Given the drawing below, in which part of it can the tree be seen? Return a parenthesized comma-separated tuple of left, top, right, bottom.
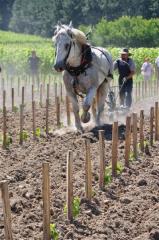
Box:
(0, 0, 15, 30)
(10, 0, 62, 36)
(8, 0, 159, 36)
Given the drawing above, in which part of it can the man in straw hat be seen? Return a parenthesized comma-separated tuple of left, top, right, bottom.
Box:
(114, 48, 135, 108)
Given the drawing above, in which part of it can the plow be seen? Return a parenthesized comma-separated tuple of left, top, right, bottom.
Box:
(106, 80, 130, 121)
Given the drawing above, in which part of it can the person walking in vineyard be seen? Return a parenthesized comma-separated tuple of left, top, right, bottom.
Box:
(113, 48, 136, 109)
(141, 58, 154, 96)
(28, 51, 40, 84)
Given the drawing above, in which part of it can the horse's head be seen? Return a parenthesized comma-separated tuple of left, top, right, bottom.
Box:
(52, 21, 87, 72)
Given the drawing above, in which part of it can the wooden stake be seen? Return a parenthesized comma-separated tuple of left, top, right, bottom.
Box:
(40, 84, 43, 107)
(32, 101, 36, 140)
(142, 81, 144, 98)
(3, 90, 6, 109)
(99, 130, 105, 190)
(135, 82, 137, 102)
(54, 83, 57, 102)
(66, 96, 71, 126)
(138, 82, 141, 100)
(125, 116, 131, 167)
(47, 84, 50, 103)
(42, 163, 50, 240)
(139, 110, 144, 152)
(1, 181, 13, 240)
(155, 102, 159, 141)
(67, 151, 73, 221)
(19, 104, 24, 145)
(3, 105, 7, 149)
(150, 107, 154, 146)
(132, 113, 138, 159)
(11, 88, 14, 112)
(2, 78, 4, 91)
(112, 122, 118, 177)
(56, 97, 60, 127)
(85, 139, 92, 201)
(18, 77, 20, 96)
(32, 84, 34, 102)
(60, 83, 63, 102)
(46, 99, 49, 135)
(22, 86, 24, 106)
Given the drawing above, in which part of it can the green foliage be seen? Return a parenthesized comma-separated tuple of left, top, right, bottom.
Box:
(35, 127, 41, 138)
(64, 197, 80, 218)
(104, 162, 124, 185)
(129, 151, 135, 162)
(6, 134, 13, 147)
(0, 30, 54, 74)
(4, 0, 159, 37)
(21, 130, 29, 141)
(91, 16, 159, 48)
(104, 165, 112, 184)
(50, 224, 59, 240)
(0, 133, 13, 147)
(0, 29, 158, 75)
(13, 105, 18, 113)
(59, 122, 64, 128)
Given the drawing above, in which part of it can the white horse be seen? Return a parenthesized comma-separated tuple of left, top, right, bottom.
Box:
(53, 22, 113, 132)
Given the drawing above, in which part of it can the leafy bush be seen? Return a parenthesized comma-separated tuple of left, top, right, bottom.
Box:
(90, 16, 159, 48)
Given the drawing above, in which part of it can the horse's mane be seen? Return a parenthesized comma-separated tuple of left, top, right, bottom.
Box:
(53, 22, 87, 45)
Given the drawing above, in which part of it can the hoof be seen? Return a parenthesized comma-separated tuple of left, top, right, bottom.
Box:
(81, 112, 91, 123)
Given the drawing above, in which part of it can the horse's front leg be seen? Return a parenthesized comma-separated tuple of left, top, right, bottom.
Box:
(69, 94, 84, 133)
(81, 87, 96, 123)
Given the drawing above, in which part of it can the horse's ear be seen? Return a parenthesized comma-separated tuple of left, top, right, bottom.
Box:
(69, 21, 73, 29)
(57, 21, 62, 27)
(67, 28, 73, 38)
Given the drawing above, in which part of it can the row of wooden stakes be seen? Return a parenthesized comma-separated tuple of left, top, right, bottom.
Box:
(1, 85, 71, 148)
(0, 102, 159, 239)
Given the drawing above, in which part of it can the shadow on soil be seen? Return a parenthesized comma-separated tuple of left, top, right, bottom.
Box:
(90, 124, 126, 141)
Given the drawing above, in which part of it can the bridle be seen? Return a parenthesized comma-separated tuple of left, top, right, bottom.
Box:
(54, 33, 75, 68)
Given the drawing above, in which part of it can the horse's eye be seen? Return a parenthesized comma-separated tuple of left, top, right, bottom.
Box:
(65, 43, 69, 50)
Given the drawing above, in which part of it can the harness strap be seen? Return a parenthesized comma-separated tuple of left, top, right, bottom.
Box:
(91, 46, 111, 64)
(72, 77, 85, 98)
(66, 45, 92, 76)
(91, 46, 113, 78)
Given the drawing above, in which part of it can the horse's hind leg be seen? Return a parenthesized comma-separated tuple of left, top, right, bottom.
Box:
(96, 80, 109, 125)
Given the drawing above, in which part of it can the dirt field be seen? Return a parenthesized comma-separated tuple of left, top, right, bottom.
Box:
(0, 96, 159, 240)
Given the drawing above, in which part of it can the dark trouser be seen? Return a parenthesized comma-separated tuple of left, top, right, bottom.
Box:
(119, 79, 133, 108)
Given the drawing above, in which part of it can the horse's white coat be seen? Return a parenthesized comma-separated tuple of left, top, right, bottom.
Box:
(53, 24, 113, 132)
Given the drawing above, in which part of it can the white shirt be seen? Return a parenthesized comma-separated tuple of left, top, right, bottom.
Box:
(141, 62, 153, 76)
(155, 57, 159, 68)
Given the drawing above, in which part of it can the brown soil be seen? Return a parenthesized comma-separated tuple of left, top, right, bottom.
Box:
(0, 97, 159, 240)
